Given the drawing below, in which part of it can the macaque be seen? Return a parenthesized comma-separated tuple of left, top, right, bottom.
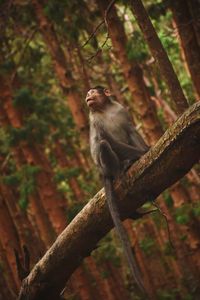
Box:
(86, 86, 149, 294)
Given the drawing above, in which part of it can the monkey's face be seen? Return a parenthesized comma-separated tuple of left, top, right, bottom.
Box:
(85, 88, 110, 111)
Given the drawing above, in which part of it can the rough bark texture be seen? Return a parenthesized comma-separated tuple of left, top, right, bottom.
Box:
(130, 0, 189, 114)
(186, 0, 200, 49)
(18, 102, 200, 300)
(170, 0, 200, 99)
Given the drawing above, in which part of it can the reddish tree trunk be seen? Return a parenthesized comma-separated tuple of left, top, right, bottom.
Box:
(0, 194, 21, 289)
(0, 184, 44, 262)
(187, 0, 200, 48)
(130, 0, 189, 113)
(0, 241, 18, 298)
(32, 0, 88, 138)
(97, 0, 163, 145)
(170, 0, 200, 99)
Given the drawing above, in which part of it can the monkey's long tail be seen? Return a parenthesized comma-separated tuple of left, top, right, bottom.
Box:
(104, 178, 147, 296)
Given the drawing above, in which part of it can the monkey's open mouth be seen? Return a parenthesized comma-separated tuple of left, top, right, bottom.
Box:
(86, 98, 95, 106)
(86, 97, 94, 102)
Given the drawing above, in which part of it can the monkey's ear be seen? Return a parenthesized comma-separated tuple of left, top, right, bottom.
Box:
(104, 88, 112, 97)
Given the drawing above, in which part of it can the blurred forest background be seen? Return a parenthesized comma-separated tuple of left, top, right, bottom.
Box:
(0, 0, 200, 299)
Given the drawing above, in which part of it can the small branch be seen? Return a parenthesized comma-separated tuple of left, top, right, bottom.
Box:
(11, 28, 37, 83)
(82, 0, 116, 48)
(152, 201, 174, 249)
(81, 20, 105, 48)
(1, 153, 11, 171)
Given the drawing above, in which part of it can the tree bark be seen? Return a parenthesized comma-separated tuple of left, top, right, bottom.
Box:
(0, 194, 21, 289)
(170, 0, 200, 99)
(18, 102, 200, 300)
(130, 0, 189, 114)
(186, 0, 200, 49)
(32, 0, 88, 138)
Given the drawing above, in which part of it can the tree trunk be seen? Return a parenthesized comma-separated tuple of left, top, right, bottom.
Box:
(0, 183, 44, 262)
(170, 0, 200, 99)
(0, 240, 18, 298)
(0, 194, 21, 289)
(32, 0, 88, 139)
(187, 0, 200, 48)
(97, 0, 163, 145)
(130, 0, 189, 113)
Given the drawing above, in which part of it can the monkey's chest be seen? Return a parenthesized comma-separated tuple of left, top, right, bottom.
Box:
(101, 116, 128, 144)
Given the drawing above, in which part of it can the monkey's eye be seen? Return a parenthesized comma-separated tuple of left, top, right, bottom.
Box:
(87, 90, 96, 98)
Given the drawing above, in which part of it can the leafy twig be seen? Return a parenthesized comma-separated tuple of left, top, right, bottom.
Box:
(152, 200, 175, 249)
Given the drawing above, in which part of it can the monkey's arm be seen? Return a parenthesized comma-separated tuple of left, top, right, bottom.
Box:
(120, 108, 149, 152)
(126, 124, 149, 152)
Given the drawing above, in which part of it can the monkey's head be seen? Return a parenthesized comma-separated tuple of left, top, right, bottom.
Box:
(85, 86, 111, 111)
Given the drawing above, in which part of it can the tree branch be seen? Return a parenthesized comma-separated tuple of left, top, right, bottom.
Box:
(18, 102, 200, 300)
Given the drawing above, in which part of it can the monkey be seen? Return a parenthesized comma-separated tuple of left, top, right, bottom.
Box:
(85, 86, 149, 295)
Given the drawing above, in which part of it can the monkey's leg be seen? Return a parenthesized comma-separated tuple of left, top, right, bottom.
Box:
(99, 128, 147, 162)
(99, 140, 120, 178)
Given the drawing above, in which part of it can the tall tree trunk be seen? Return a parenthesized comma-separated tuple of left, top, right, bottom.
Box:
(97, 0, 163, 145)
(130, 0, 189, 113)
(187, 0, 200, 48)
(32, 0, 88, 139)
(170, 0, 200, 99)
(0, 194, 21, 289)
(0, 240, 18, 298)
(0, 183, 44, 262)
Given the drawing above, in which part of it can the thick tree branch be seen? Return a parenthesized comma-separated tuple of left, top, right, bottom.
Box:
(18, 102, 200, 300)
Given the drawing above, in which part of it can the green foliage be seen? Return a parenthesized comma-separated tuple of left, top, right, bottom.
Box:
(3, 164, 40, 211)
(157, 288, 180, 300)
(43, 1, 65, 23)
(0, 128, 10, 154)
(13, 87, 36, 109)
(78, 170, 100, 196)
(192, 202, 200, 217)
(54, 167, 81, 182)
(54, 167, 82, 201)
(147, 0, 168, 20)
(7, 87, 75, 146)
(175, 214, 190, 225)
(163, 190, 173, 208)
(0, 60, 15, 74)
(139, 237, 155, 255)
(174, 205, 191, 225)
(126, 31, 148, 62)
(93, 235, 121, 267)
(163, 241, 174, 256)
